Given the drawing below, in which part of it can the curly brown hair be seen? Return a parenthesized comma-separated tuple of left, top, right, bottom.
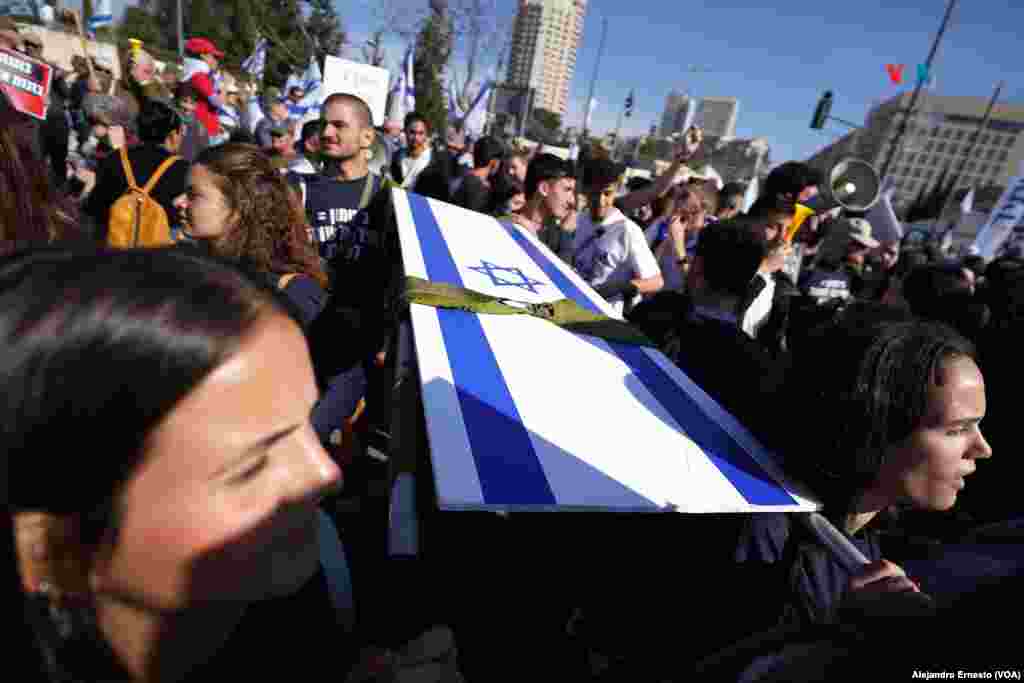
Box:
(192, 143, 327, 289)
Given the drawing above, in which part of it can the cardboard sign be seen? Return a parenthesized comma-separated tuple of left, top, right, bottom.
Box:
(393, 189, 818, 513)
(321, 56, 389, 127)
(0, 47, 52, 120)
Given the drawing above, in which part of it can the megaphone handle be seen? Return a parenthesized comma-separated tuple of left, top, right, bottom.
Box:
(798, 512, 871, 575)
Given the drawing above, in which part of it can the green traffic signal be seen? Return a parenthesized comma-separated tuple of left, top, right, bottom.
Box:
(811, 91, 833, 130)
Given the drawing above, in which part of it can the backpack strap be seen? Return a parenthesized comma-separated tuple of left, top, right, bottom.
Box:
(358, 172, 378, 210)
(278, 273, 301, 290)
(142, 155, 181, 195)
(119, 147, 139, 191)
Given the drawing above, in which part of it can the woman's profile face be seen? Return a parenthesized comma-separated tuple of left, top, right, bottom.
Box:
(89, 314, 342, 610)
(879, 355, 992, 511)
(175, 164, 234, 240)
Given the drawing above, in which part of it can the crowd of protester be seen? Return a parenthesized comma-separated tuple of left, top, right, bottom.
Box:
(3, 22, 1024, 682)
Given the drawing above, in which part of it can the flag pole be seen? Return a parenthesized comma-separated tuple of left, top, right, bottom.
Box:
(879, 0, 957, 182)
(612, 92, 628, 161)
(580, 16, 608, 140)
(932, 80, 1003, 238)
(176, 0, 184, 62)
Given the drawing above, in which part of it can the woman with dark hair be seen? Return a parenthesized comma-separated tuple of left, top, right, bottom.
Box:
(173, 143, 365, 458)
(733, 307, 992, 629)
(174, 143, 327, 316)
(0, 91, 79, 253)
(3, 246, 351, 681)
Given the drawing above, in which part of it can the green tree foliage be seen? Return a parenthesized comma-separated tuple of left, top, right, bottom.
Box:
(118, 8, 165, 52)
(305, 0, 346, 62)
(532, 107, 561, 134)
(414, 16, 449, 138)
(637, 137, 657, 160)
(129, 1, 344, 87)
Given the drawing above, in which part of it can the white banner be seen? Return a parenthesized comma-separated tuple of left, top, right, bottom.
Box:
(973, 162, 1024, 260)
(321, 56, 390, 127)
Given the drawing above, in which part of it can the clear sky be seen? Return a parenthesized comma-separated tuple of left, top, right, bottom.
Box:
(343, 0, 1023, 167)
(78, 0, 1024, 166)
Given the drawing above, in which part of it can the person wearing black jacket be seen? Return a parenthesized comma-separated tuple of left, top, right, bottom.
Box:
(82, 100, 189, 242)
(662, 221, 790, 441)
(737, 200, 800, 354)
(389, 112, 452, 202)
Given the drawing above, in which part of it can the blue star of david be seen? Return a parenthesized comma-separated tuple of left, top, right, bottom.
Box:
(467, 260, 546, 294)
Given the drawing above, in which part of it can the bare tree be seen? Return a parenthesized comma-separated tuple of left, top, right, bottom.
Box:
(358, 0, 424, 67)
(448, 0, 504, 113)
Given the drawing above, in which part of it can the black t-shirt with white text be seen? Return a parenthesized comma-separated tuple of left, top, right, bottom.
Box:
(289, 172, 397, 311)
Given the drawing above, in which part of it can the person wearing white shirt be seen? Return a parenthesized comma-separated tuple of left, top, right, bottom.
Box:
(396, 114, 433, 189)
(572, 158, 663, 316)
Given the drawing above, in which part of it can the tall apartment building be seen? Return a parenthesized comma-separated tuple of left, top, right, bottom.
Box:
(659, 91, 691, 137)
(696, 96, 739, 139)
(506, 0, 586, 117)
(808, 92, 1024, 211)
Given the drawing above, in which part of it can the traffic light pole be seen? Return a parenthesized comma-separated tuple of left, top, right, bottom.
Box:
(879, 0, 957, 181)
(612, 107, 625, 160)
(825, 116, 862, 130)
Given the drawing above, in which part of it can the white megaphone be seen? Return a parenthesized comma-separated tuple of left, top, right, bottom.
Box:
(803, 157, 882, 215)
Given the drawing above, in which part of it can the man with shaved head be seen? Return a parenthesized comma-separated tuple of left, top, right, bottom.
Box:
(288, 92, 396, 366)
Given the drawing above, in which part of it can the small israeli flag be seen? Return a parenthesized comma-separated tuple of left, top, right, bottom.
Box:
(242, 38, 268, 82)
(284, 56, 323, 121)
(88, 0, 113, 30)
(389, 46, 416, 122)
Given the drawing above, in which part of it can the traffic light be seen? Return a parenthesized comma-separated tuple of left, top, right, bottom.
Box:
(625, 90, 634, 118)
(811, 90, 833, 130)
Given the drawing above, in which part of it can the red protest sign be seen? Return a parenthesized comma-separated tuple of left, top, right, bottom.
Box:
(0, 47, 53, 121)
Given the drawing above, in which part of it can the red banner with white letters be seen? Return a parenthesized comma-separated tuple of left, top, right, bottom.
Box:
(0, 47, 52, 121)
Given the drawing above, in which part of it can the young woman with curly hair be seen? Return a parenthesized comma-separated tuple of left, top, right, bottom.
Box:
(175, 143, 327, 302)
(174, 143, 365, 458)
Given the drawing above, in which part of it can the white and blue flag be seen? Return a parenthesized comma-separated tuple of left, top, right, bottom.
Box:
(88, 0, 113, 31)
(242, 37, 268, 83)
(461, 81, 493, 140)
(388, 46, 416, 122)
(392, 190, 818, 513)
(284, 56, 323, 121)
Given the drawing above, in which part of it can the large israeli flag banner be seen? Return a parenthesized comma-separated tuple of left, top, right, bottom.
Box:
(393, 189, 819, 514)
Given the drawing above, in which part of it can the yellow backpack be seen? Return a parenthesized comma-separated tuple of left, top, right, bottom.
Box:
(107, 147, 180, 248)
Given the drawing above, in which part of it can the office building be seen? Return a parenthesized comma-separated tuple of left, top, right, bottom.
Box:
(809, 92, 1024, 211)
(506, 0, 586, 117)
(659, 91, 691, 137)
(696, 96, 739, 139)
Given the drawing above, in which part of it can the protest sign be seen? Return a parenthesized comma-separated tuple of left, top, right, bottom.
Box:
(0, 47, 52, 120)
(321, 56, 389, 126)
(973, 161, 1024, 260)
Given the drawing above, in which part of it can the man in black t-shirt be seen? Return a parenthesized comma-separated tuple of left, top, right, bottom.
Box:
(289, 94, 395, 296)
(451, 136, 505, 213)
(289, 93, 397, 362)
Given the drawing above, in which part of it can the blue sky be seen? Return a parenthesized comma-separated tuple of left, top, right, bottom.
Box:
(78, 0, 1024, 165)
(342, 0, 1023, 166)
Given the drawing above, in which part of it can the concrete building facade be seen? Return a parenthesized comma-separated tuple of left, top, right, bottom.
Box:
(659, 91, 691, 137)
(696, 96, 739, 139)
(807, 92, 1024, 212)
(506, 0, 586, 117)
